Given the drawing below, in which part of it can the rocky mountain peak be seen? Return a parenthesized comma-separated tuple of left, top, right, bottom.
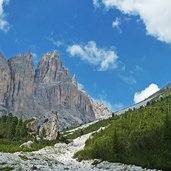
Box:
(19, 52, 24, 57)
(0, 50, 110, 131)
(71, 74, 78, 87)
(90, 98, 112, 119)
(51, 50, 60, 58)
(26, 50, 33, 61)
(35, 51, 70, 84)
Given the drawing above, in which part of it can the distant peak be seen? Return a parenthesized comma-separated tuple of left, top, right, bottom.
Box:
(0, 52, 4, 59)
(42, 50, 60, 60)
(26, 50, 33, 61)
(52, 50, 59, 58)
(27, 50, 31, 56)
(19, 52, 24, 57)
(72, 74, 78, 87)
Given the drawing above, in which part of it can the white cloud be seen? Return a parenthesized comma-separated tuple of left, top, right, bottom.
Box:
(135, 65, 143, 72)
(93, 0, 100, 8)
(134, 83, 160, 103)
(112, 17, 122, 33)
(119, 74, 136, 85)
(67, 41, 118, 71)
(95, 0, 171, 44)
(46, 36, 64, 47)
(0, 0, 10, 32)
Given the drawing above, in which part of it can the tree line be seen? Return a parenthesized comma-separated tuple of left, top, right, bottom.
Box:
(0, 113, 28, 140)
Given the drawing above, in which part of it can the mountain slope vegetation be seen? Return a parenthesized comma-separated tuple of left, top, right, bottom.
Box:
(75, 95, 171, 170)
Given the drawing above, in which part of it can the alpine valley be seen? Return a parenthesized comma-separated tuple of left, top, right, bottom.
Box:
(0, 51, 170, 171)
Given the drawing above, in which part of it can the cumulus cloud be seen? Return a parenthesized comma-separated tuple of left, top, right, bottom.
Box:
(67, 41, 118, 71)
(134, 83, 160, 103)
(95, 0, 171, 44)
(0, 0, 10, 32)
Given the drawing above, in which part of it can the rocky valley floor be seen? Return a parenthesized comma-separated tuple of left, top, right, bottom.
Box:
(0, 130, 159, 171)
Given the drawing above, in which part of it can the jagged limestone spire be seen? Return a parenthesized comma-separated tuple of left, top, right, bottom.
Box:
(52, 50, 59, 58)
(26, 50, 33, 61)
(27, 50, 31, 56)
(72, 74, 77, 87)
(20, 52, 24, 57)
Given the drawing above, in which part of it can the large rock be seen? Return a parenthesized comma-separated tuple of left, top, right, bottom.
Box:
(0, 50, 95, 131)
(39, 114, 59, 140)
(20, 140, 33, 149)
(26, 117, 38, 135)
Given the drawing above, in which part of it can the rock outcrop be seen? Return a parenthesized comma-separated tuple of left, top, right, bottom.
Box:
(71, 74, 78, 87)
(35, 51, 70, 84)
(78, 86, 112, 119)
(39, 114, 59, 140)
(0, 50, 95, 132)
(90, 98, 112, 119)
(26, 117, 38, 135)
(20, 140, 33, 149)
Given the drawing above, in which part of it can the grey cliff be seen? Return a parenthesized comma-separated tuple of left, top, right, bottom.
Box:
(0, 50, 95, 131)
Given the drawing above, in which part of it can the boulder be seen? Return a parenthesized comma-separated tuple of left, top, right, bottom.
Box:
(20, 140, 33, 149)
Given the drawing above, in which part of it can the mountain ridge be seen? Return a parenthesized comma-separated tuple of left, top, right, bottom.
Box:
(116, 82, 171, 115)
(0, 51, 95, 131)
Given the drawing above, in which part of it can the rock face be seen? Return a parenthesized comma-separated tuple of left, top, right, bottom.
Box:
(71, 74, 78, 87)
(26, 117, 38, 135)
(39, 115, 59, 140)
(35, 51, 70, 84)
(0, 50, 95, 132)
(79, 87, 112, 119)
(90, 98, 112, 119)
(0, 53, 10, 106)
(6, 52, 34, 113)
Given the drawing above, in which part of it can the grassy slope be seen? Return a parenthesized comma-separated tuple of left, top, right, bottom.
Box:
(62, 118, 114, 140)
(75, 96, 171, 170)
(0, 138, 58, 153)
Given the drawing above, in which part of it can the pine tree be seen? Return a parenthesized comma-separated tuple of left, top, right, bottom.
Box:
(15, 115, 23, 138)
(112, 129, 120, 160)
(6, 113, 15, 139)
(163, 112, 171, 141)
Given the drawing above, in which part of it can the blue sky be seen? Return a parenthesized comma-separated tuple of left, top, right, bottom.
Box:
(0, 0, 171, 111)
